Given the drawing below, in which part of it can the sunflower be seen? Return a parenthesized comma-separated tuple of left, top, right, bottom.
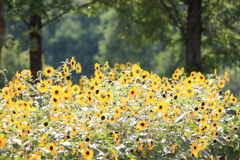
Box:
(149, 141, 154, 150)
(137, 120, 147, 130)
(156, 102, 167, 113)
(211, 122, 219, 128)
(108, 72, 115, 80)
(72, 85, 80, 94)
(185, 87, 195, 98)
(132, 64, 142, 77)
(120, 64, 125, 70)
(70, 57, 76, 70)
(51, 85, 62, 98)
(63, 64, 69, 76)
(114, 107, 123, 117)
(218, 79, 225, 88)
(52, 97, 60, 106)
(184, 77, 194, 87)
(129, 88, 138, 99)
(94, 63, 100, 72)
(190, 71, 196, 78)
(229, 95, 237, 103)
(46, 142, 57, 155)
(37, 80, 49, 93)
(76, 62, 82, 74)
(126, 62, 132, 68)
(172, 144, 178, 153)
(216, 105, 224, 115)
(191, 143, 200, 157)
(104, 61, 109, 71)
(44, 67, 55, 77)
(95, 72, 104, 83)
(225, 72, 230, 81)
(0, 135, 7, 149)
(64, 115, 74, 125)
(114, 63, 119, 70)
(196, 73, 205, 84)
(172, 73, 179, 80)
(82, 148, 94, 160)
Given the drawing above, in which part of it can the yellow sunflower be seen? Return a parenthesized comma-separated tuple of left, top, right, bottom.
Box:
(172, 73, 179, 80)
(52, 97, 60, 106)
(132, 64, 142, 77)
(44, 67, 55, 77)
(37, 80, 49, 93)
(70, 57, 76, 70)
(184, 77, 194, 87)
(229, 95, 237, 103)
(0, 135, 7, 149)
(129, 88, 138, 99)
(46, 142, 57, 155)
(51, 85, 63, 98)
(225, 72, 230, 81)
(156, 102, 167, 113)
(191, 143, 200, 157)
(76, 62, 82, 74)
(94, 63, 100, 72)
(82, 148, 94, 160)
(63, 63, 69, 76)
(104, 61, 109, 71)
(64, 115, 74, 125)
(218, 79, 225, 88)
(137, 120, 147, 130)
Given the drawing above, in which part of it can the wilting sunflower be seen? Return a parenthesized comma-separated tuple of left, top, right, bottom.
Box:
(44, 67, 55, 77)
(82, 148, 94, 160)
(46, 142, 57, 155)
(137, 120, 147, 130)
(0, 135, 7, 149)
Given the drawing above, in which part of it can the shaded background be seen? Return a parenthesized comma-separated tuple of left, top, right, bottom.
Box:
(1, 1, 240, 99)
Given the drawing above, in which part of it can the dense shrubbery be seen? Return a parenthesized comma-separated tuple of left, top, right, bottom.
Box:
(0, 57, 240, 160)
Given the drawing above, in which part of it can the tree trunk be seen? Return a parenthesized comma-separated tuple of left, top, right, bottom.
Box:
(29, 13, 42, 80)
(0, 0, 5, 68)
(185, 0, 202, 73)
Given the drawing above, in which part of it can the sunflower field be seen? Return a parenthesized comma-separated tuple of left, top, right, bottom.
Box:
(0, 57, 240, 160)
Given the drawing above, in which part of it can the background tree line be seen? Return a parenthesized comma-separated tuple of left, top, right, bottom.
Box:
(0, 0, 240, 98)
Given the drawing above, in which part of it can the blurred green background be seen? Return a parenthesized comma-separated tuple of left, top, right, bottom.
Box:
(1, 0, 240, 99)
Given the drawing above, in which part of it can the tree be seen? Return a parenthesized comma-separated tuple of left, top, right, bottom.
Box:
(4, 0, 100, 79)
(0, 0, 4, 68)
(92, 0, 240, 73)
(95, 9, 179, 76)
(42, 13, 101, 81)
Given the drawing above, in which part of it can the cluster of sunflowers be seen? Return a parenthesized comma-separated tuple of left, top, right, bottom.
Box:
(0, 57, 240, 160)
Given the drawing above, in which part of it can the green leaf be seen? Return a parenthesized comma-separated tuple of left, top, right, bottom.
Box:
(14, 157, 24, 160)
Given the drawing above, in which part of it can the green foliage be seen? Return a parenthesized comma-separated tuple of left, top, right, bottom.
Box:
(89, 0, 240, 73)
(95, 9, 179, 77)
(0, 34, 46, 87)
